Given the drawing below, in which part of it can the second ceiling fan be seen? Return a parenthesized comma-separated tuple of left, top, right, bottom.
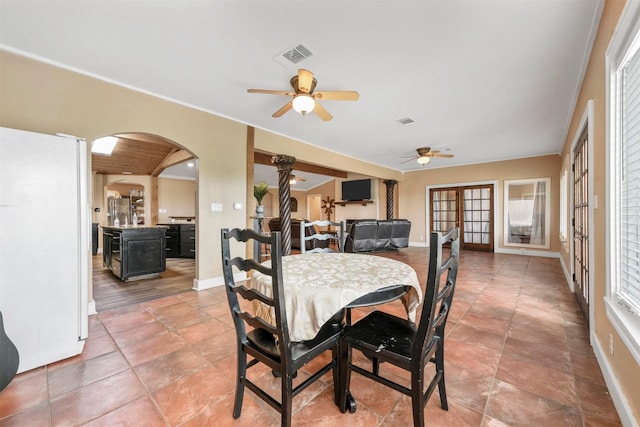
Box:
(247, 69, 359, 121)
(402, 147, 455, 165)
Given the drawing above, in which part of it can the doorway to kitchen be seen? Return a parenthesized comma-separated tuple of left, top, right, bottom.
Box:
(91, 133, 197, 311)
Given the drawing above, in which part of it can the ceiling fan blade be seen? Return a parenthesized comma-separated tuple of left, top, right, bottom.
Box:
(273, 101, 293, 118)
(247, 89, 294, 96)
(297, 69, 314, 93)
(313, 102, 333, 121)
(400, 157, 418, 164)
(432, 153, 454, 158)
(314, 91, 360, 101)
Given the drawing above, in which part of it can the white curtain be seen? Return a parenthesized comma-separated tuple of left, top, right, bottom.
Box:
(529, 181, 546, 245)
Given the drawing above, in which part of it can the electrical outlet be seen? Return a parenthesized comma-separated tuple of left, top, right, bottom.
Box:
(609, 333, 614, 356)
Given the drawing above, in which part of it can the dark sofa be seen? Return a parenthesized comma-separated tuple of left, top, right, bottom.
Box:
(344, 219, 411, 253)
(268, 218, 329, 251)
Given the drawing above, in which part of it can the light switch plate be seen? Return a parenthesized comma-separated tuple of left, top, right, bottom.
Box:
(211, 202, 223, 212)
(233, 202, 242, 210)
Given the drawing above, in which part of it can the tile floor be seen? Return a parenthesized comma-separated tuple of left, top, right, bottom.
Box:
(0, 248, 622, 426)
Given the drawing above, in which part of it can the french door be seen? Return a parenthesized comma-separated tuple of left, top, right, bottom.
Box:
(430, 184, 494, 251)
(573, 129, 589, 324)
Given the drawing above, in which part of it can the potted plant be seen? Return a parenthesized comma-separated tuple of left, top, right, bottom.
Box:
(254, 181, 269, 217)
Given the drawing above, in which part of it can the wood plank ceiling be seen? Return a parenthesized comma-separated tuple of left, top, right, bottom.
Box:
(91, 133, 192, 176)
(93, 134, 347, 181)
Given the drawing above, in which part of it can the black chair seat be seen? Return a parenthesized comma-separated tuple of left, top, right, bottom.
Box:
(343, 310, 417, 365)
(247, 321, 343, 364)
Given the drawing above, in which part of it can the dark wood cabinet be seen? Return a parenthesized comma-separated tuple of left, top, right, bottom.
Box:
(102, 226, 166, 281)
(158, 223, 196, 258)
(163, 225, 181, 258)
(180, 224, 196, 258)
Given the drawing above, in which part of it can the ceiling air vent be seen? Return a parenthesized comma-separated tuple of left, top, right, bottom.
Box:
(397, 117, 415, 126)
(282, 44, 313, 64)
(273, 44, 314, 69)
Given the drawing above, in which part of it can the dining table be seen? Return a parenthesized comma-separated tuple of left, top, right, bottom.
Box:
(250, 252, 422, 342)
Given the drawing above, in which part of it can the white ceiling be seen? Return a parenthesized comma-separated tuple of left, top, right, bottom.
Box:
(0, 1, 602, 178)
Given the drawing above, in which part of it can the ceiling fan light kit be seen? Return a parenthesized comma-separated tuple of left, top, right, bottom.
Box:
(417, 156, 431, 165)
(292, 94, 315, 114)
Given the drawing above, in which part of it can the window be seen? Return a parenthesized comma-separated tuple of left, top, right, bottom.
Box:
(606, 0, 640, 363)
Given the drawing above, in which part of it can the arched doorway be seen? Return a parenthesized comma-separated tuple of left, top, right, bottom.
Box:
(92, 133, 197, 312)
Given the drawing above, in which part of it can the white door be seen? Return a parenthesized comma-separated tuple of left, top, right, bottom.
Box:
(307, 194, 322, 221)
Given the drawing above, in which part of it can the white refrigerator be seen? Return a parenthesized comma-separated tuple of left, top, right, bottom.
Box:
(0, 127, 89, 373)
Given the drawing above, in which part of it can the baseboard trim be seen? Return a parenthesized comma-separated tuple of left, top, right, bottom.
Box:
(592, 336, 638, 427)
(192, 272, 246, 291)
(494, 247, 560, 258)
(559, 254, 574, 292)
(408, 241, 428, 248)
(87, 300, 97, 316)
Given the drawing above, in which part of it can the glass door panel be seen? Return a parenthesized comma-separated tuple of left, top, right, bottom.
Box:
(573, 130, 589, 324)
(430, 184, 493, 251)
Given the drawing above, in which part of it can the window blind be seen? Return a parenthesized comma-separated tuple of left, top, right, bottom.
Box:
(619, 45, 640, 315)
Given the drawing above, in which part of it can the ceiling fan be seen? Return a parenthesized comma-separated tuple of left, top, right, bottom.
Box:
(289, 174, 307, 184)
(402, 147, 454, 165)
(247, 69, 359, 121)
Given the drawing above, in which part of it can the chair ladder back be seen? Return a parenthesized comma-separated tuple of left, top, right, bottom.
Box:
(222, 227, 345, 426)
(221, 228, 293, 357)
(300, 220, 345, 254)
(413, 227, 460, 361)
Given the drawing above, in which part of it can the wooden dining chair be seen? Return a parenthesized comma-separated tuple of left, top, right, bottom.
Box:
(221, 228, 343, 427)
(338, 227, 460, 426)
(300, 219, 345, 253)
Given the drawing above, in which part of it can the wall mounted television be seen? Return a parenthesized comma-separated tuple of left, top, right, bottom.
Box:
(341, 179, 372, 201)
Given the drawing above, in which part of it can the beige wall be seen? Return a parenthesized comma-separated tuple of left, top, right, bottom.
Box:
(558, 0, 639, 417)
(309, 180, 336, 221)
(0, 51, 247, 287)
(157, 178, 196, 224)
(399, 155, 561, 252)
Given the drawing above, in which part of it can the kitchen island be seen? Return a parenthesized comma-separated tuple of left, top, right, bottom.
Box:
(101, 225, 167, 281)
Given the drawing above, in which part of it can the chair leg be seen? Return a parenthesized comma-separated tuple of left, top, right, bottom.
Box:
(411, 370, 426, 427)
(372, 357, 380, 375)
(435, 344, 448, 410)
(281, 373, 294, 427)
(338, 339, 355, 413)
(233, 347, 247, 419)
(332, 345, 340, 405)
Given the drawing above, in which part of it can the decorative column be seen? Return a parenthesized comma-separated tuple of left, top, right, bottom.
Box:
(383, 179, 398, 219)
(272, 154, 296, 255)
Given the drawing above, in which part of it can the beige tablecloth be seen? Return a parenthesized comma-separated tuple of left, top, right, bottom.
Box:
(251, 252, 422, 342)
